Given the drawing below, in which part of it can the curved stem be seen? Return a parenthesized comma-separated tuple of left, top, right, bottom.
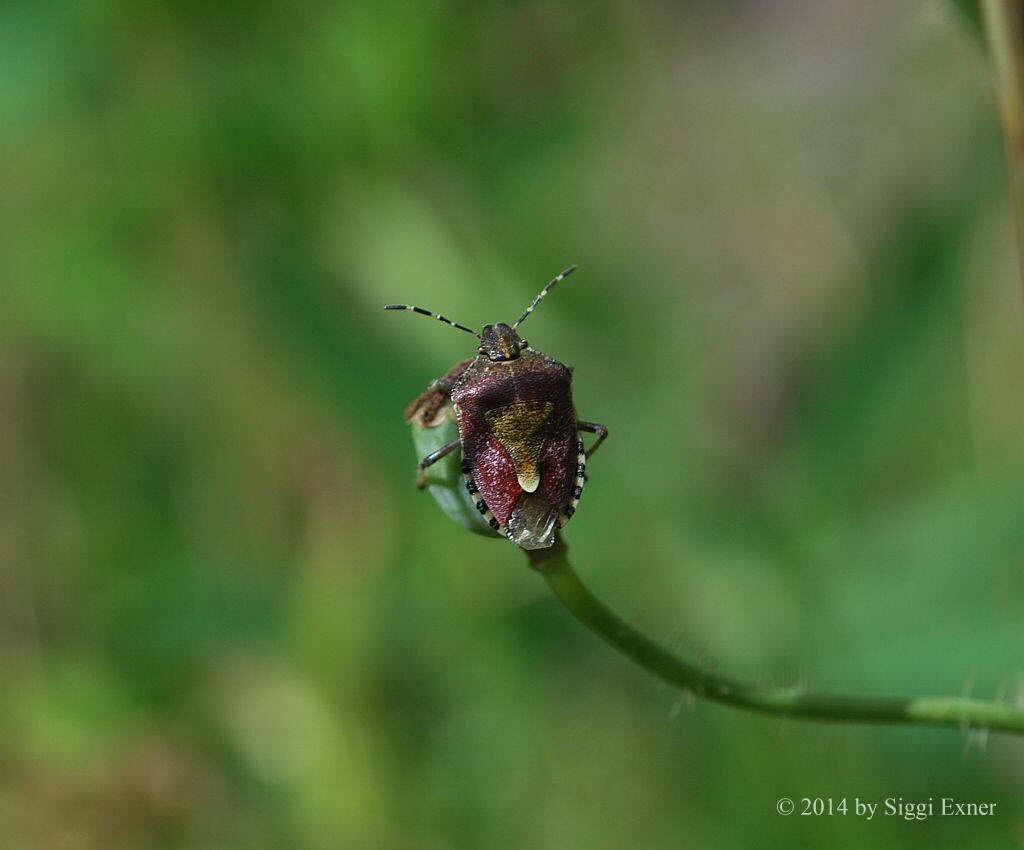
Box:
(529, 540, 1024, 736)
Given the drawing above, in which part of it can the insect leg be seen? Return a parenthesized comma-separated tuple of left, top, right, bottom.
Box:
(417, 439, 460, 489)
(576, 420, 609, 458)
(404, 359, 473, 425)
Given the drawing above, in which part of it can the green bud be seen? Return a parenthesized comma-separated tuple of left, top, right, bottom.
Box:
(410, 404, 501, 538)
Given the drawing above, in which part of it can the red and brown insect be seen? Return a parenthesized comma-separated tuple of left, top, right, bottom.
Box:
(386, 265, 608, 550)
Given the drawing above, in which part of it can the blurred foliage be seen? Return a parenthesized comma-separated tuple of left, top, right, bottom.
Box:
(2, 1, 1024, 848)
(948, 0, 983, 39)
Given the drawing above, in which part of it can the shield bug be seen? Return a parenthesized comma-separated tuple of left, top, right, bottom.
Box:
(386, 265, 608, 550)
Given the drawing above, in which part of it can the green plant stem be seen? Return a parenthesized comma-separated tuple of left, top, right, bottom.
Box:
(529, 540, 1024, 736)
(981, 0, 1024, 294)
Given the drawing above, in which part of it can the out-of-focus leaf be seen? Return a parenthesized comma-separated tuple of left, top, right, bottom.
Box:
(948, 0, 984, 42)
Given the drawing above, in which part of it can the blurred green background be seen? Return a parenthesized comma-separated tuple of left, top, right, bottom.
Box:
(3, 1, 1024, 848)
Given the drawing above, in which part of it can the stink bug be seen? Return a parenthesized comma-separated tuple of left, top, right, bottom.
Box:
(386, 265, 608, 550)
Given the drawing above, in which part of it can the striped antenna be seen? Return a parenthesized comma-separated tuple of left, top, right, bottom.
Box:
(512, 264, 578, 329)
(384, 304, 480, 338)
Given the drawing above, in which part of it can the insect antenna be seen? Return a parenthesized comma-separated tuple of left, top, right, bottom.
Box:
(384, 304, 480, 338)
(512, 264, 578, 329)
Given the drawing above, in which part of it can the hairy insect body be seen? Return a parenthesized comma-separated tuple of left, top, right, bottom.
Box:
(389, 266, 607, 551)
(452, 351, 576, 548)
